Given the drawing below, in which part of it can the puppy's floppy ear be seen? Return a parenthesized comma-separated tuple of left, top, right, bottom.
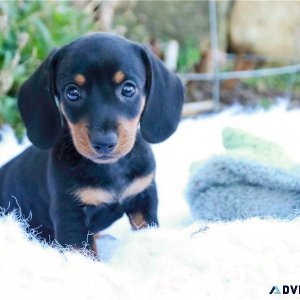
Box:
(18, 48, 62, 149)
(139, 46, 184, 143)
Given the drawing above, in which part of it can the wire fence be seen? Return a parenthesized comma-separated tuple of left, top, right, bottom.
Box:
(179, 0, 300, 111)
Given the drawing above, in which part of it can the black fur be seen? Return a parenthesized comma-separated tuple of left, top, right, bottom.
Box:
(0, 33, 184, 251)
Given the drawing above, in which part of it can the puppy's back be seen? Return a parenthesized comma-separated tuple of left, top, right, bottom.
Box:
(0, 147, 50, 216)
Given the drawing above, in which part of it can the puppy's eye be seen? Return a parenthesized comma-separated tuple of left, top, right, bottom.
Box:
(65, 85, 80, 101)
(121, 81, 136, 98)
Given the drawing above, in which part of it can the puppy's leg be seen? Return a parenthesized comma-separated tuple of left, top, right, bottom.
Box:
(49, 194, 92, 251)
(125, 181, 159, 230)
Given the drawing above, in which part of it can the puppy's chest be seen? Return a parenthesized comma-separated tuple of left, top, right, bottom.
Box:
(73, 168, 154, 206)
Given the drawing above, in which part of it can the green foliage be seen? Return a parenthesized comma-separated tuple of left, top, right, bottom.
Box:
(0, 1, 95, 139)
(177, 40, 201, 73)
(243, 73, 300, 94)
(259, 97, 272, 110)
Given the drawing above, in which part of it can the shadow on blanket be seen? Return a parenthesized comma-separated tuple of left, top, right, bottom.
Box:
(185, 127, 300, 221)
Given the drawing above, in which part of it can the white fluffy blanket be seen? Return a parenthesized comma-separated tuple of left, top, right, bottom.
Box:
(1, 214, 300, 300)
(1, 103, 300, 299)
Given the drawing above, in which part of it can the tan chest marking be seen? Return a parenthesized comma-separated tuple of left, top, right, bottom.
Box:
(120, 172, 154, 202)
(74, 187, 116, 206)
(73, 172, 154, 206)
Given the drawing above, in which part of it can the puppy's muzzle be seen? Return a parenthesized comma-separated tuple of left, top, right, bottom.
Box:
(90, 131, 118, 155)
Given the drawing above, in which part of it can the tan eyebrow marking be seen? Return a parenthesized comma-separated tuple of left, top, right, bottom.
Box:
(74, 74, 86, 86)
(113, 71, 125, 84)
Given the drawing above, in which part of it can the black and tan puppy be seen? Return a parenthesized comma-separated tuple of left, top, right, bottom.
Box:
(0, 33, 184, 252)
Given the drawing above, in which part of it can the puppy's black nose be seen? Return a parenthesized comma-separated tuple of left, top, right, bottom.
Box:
(90, 132, 117, 155)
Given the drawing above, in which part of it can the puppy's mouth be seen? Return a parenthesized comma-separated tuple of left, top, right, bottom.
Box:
(96, 155, 116, 160)
(91, 154, 120, 164)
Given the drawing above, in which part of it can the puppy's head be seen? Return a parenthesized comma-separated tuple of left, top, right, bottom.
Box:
(18, 33, 184, 164)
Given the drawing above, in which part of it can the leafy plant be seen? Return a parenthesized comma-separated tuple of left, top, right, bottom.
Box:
(177, 40, 201, 73)
(0, 1, 95, 139)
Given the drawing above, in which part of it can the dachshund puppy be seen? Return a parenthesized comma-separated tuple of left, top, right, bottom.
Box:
(0, 33, 184, 252)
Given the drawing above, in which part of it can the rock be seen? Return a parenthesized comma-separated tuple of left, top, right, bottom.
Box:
(229, 1, 300, 58)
